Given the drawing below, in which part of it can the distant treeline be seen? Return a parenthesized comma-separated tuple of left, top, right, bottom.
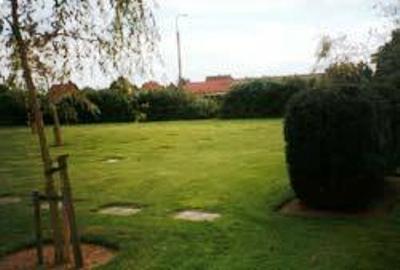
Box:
(0, 75, 315, 126)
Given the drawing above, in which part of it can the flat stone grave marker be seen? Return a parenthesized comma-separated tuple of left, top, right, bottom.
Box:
(103, 156, 124, 164)
(0, 196, 21, 205)
(97, 204, 142, 216)
(174, 210, 221, 222)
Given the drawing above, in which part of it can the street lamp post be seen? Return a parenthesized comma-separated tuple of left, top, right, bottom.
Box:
(176, 14, 188, 87)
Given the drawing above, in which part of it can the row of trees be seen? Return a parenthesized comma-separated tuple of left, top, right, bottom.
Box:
(0, 79, 220, 125)
(1, 74, 321, 127)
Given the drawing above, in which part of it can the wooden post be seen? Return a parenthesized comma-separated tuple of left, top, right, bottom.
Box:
(32, 190, 44, 266)
(62, 201, 71, 265)
(58, 155, 84, 268)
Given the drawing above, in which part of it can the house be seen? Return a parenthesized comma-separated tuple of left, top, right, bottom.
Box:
(184, 75, 237, 97)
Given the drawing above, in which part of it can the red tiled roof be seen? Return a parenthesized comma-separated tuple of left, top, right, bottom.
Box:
(142, 81, 162, 91)
(184, 76, 235, 95)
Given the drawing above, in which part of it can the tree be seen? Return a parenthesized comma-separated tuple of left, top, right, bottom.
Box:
(373, 29, 400, 87)
(109, 76, 139, 95)
(0, 0, 158, 266)
(324, 61, 373, 86)
(48, 81, 99, 146)
(375, 0, 400, 26)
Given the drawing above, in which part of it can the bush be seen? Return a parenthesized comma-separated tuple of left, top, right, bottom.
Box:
(220, 80, 303, 118)
(137, 89, 218, 121)
(284, 86, 385, 209)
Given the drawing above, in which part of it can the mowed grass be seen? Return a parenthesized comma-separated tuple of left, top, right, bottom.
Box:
(0, 120, 400, 269)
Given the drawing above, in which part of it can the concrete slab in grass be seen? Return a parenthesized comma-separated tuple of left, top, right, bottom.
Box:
(0, 196, 21, 205)
(174, 210, 221, 222)
(98, 204, 142, 216)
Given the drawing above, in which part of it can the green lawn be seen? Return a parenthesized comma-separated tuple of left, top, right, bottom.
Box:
(0, 120, 399, 269)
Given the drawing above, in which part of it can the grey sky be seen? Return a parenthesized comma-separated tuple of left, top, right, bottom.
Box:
(151, 0, 390, 85)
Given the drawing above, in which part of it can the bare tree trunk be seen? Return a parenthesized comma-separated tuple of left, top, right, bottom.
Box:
(50, 103, 63, 146)
(27, 109, 37, 134)
(26, 100, 36, 134)
(10, 0, 65, 265)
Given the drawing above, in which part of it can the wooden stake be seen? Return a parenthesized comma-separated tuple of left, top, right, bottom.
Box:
(58, 155, 84, 268)
(32, 190, 43, 266)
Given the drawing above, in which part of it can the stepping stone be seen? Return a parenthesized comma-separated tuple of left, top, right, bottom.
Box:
(174, 210, 221, 222)
(0, 196, 21, 205)
(105, 159, 120, 164)
(98, 206, 141, 216)
(103, 156, 124, 164)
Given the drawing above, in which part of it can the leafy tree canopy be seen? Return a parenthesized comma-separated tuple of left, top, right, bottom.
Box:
(324, 61, 373, 86)
(109, 76, 138, 95)
(0, 0, 159, 87)
(372, 29, 400, 87)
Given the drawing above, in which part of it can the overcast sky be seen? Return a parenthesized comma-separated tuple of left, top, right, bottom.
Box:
(149, 0, 390, 85)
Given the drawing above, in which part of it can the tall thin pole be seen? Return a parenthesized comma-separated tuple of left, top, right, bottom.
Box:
(176, 14, 187, 87)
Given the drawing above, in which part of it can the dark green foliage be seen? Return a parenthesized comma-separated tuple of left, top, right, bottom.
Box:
(370, 82, 400, 172)
(220, 80, 303, 118)
(0, 85, 26, 125)
(109, 76, 139, 95)
(137, 89, 218, 121)
(373, 29, 400, 88)
(79, 89, 136, 123)
(284, 86, 385, 209)
(371, 30, 400, 172)
(0, 84, 219, 125)
(324, 62, 373, 86)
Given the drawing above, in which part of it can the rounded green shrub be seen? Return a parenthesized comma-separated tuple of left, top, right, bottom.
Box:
(284, 86, 385, 209)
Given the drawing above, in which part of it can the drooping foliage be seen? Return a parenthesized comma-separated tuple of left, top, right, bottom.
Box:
(46, 81, 99, 125)
(0, 1, 159, 264)
(0, 0, 159, 86)
(324, 61, 373, 86)
(109, 76, 139, 95)
(80, 88, 137, 123)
